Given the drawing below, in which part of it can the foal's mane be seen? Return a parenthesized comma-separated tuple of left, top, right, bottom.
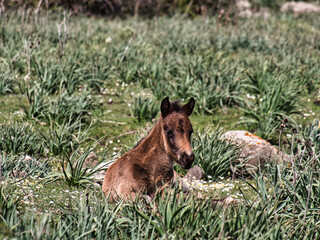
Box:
(133, 100, 184, 149)
(170, 100, 184, 113)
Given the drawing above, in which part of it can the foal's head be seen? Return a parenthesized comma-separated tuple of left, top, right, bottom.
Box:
(160, 97, 195, 169)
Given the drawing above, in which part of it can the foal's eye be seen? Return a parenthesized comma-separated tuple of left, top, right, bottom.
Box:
(167, 130, 174, 138)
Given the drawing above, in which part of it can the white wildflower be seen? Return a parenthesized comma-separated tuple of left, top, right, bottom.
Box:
(105, 36, 112, 43)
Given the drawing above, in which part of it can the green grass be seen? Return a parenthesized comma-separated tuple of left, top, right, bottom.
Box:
(0, 8, 320, 239)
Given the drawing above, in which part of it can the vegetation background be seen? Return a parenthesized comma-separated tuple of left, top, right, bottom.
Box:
(0, 0, 320, 239)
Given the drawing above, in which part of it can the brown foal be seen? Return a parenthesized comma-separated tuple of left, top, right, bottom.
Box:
(102, 97, 195, 200)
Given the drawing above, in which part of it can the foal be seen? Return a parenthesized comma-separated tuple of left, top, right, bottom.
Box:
(102, 97, 195, 200)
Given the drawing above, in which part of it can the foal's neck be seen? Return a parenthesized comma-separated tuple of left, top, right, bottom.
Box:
(135, 117, 175, 181)
(136, 118, 169, 160)
(140, 118, 163, 148)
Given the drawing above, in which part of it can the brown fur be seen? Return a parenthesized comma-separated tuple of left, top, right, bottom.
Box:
(102, 97, 195, 201)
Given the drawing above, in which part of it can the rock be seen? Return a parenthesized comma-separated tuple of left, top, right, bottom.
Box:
(81, 152, 99, 169)
(222, 195, 236, 205)
(92, 171, 106, 184)
(24, 155, 33, 161)
(238, 9, 253, 17)
(73, 152, 109, 184)
(222, 130, 290, 174)
(281, 2, 320, 14)
(236, 0, 253, 17)
(255, 7, 271, 19)
(236, 0, 251, 11)
(91, 161, 114, 184)
(173, 166, 204, 192)
(184, 166, 204, 181)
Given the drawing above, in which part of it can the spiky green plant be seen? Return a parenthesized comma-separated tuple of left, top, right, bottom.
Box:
(0, 180, 22, 238)
(45, 89, 97, 125)
(0, 69, 15, 95)
(239, 85, 300, 140)
(46, 146, 113, 187)
(192, 128, 240, 180)
(22, 83, 50, 120)
(32, 59, 61, 95)
(0, 122, 44, 156)
(0, 154, 50, 178)
(129, 93, 159, 122)
(41, 117, 91, 156)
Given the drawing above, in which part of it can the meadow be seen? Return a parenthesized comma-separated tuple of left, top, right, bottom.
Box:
(0, 7, 320, 239)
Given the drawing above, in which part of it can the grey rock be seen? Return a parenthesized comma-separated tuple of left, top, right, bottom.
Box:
(236, 0, 253, 17)
(184, 166, 204, 181)
(281, 1, 320, 14)
(91, 160, 114, 184)
(222, 130, 290, 174)
(83, 152, 98, 169)
(73, 152, 98, 169)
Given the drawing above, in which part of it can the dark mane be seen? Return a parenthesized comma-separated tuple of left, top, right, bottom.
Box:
(171, 100, 184, 113)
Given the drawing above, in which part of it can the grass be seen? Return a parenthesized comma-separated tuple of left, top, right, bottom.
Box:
(0, 8, 320, 239)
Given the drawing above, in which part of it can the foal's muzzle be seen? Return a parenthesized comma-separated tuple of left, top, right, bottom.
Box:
(181, 152, 194, 169)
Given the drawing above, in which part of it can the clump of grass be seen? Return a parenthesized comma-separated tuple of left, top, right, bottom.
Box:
(46, 146, 112, 187)
(22, 83, 50, 120)
(192, 128, 240, 180)
(171, 55, 245, 114)
(59, 59, 84, 94)
(0, 69, 15, 95)
(0, 122, 44, 156)
(239, 65, 302, 140)
(45, 89, 97, 125)
(304, 119, 320, 152)
(0, 153, 50, 178)
(23, 85, 98, 125)
(146, 77, 172, 101)
(129, 92, 159, 122)
(41, 118, 91, 157)
(246, 120, 320, 238)
(0, 181, 22, 237)
(32, 59, 61, 95)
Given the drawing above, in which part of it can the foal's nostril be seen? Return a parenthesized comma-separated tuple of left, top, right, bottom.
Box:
(183, 152, 194, 169)
(183, 152, 194, 161)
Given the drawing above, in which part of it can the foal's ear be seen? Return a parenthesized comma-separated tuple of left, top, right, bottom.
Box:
(161, 97, 172, 118)
(182, 97, 195, 116)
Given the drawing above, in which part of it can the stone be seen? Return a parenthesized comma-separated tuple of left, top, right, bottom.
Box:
(222, 130, 290, 174)
(92, 171, 106, 184)
(91, 161, 114, 184)
(73, 152, 111, 184)
(236, 0, 253, 17)
(236, 0, 251, 11)
(184, 166, 204, 182)
(80, 152, 99, 169)
(281, 2, 320, 14)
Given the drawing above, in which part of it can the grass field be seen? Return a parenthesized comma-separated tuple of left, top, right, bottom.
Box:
(1, 8, 320, 239)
